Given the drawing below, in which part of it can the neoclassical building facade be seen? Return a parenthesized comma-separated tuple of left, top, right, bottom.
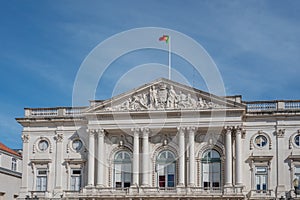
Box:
(17, 78, 300, 199)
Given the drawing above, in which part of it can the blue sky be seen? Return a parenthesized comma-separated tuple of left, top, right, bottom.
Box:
(1, 0, 300, 149)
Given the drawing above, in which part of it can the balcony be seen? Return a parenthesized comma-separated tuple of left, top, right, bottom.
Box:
(24, 107, 87, 118)
(245, 100, 300, 113)
(71, 186, 244, 199)
(248, 189, 275, 199)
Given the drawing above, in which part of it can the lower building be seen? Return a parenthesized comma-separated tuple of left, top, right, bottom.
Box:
(0, 141, 22, 200)
(16, 78, 300, 199)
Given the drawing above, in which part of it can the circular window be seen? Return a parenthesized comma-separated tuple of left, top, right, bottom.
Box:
(255, 135, 268, 147)
(38, 140, 49, 151)
(294, 135, 300, 146)
(72, 139, 83, 151)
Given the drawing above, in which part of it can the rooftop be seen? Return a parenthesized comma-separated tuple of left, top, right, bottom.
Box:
(0, 141, 22, 158)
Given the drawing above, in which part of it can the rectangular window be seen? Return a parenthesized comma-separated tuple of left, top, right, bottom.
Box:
(255, 167, 268, 193)
(36, 169, 47, 191)
(11, 158, 17, 171)
(294, 166, 300, 190)
(70, 169, 81, 191)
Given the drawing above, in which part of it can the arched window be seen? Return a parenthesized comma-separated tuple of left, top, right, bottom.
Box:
(114, 151, 132, 188)
(156, 150, 176, 187)
(202, 149, 221, 189)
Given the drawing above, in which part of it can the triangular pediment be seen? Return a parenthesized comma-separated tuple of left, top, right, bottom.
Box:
(86, 78, 245, 113)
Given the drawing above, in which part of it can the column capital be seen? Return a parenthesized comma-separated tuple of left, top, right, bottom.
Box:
(54, 133, 64, 143)
(276, 129, 285, 138)
(97, 129, 105, 137)
(235, 126, 243, 134)
(177, 126, 186, 134)
(21, 134, 30, 143)
(141, 127, 150, 137)
(131, 127, 141, 132)
(223, 126, 233, 135)
(187, 126, 197, 134)
(88, 129, 98, 136)
(131, 127, 141, 137)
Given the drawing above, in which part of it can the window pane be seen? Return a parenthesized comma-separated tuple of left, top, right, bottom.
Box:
(256, 167, 267, 173)
(124, 153, 130, 159)
(295, 166, 300, 174)
(159, 176, 165, 187)
(115, 172, 121, 182)
(167, 174, 175, 187)
(167, 163, 175, 174)
(203, 172, 209, 182)
(203, 163, 209, 173)
(38, 170, 47, 175)
(115, 182, 122, 188)
(204, 182, 210, 188)
(124, 182, 130, 188)
(212, 172, 220, 182)
(212, 163, 220, 173)
(123, 163, 131, 173)
(211, 150, 220, 159)
(124, 172, 131, 182)
(158, 165, 165, 176)
(73, 170, 81, 175)
(71, 176, 81, 191)
(212, 182, 219, 187)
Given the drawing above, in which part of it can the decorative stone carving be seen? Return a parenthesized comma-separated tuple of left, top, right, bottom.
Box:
(21, 134, 29, 143)
(54, 133, 64, 142)
(105, 84, 225, 111)
(276, 129, 285, 138)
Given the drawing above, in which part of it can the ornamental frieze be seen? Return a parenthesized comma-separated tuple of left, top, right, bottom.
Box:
(105, 83, 225, 111)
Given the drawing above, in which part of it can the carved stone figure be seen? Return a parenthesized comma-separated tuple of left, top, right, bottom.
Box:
(150, 86, 158, 108)
(187, 93, 197, 108)
(178, 91, 188, 108)
(167, 85, 177, 108)
(197, 97, 207, 108)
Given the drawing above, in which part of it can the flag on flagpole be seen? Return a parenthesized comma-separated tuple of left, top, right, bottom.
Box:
(159, 35, 169, 43)
(159, 34, 171, 80)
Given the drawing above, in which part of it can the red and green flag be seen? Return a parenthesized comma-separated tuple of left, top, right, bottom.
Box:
(159, 35, 169, 44)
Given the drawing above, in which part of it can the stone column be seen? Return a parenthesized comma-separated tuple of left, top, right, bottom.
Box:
(142, 128, 150, 186)
(225, 127, 233, 187)
(54, 131, 63, 192)
(132, 128, 140, 186)
(97, 129, 105, 187)
(87, 129, 96, 187)
(19, 133, 29, 196)
(188, 127, 196, 186)
(178, 127, 185, 186)
(235, 127, 242, 186)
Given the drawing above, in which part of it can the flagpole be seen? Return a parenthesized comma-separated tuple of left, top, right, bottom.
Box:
(168, 36, 171, 80)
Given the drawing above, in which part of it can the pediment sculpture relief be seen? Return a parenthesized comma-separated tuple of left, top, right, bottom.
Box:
(105, 83, 225, 111)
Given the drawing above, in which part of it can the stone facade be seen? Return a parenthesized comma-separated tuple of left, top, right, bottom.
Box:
(16, 78, 300, 199)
